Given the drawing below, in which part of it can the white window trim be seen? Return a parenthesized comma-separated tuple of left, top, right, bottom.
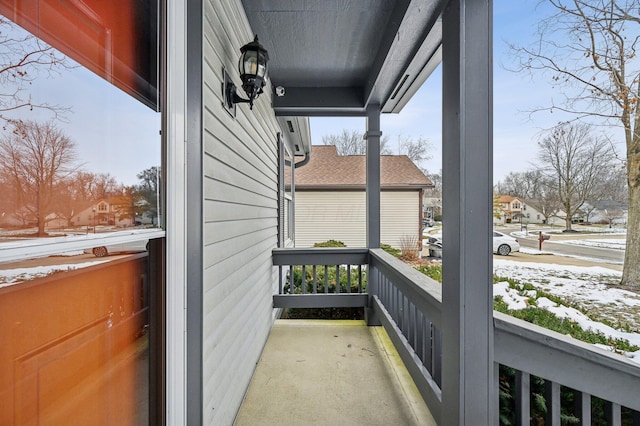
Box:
(0, 228, 164, 263)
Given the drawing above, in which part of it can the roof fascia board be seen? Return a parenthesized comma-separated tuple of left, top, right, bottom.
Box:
(365, 0, 446, 111)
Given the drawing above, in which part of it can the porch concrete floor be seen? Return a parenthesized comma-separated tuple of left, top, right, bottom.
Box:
(234, 320, 436, 426)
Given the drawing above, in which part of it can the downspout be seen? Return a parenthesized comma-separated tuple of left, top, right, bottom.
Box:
(285, 151, 311, 168)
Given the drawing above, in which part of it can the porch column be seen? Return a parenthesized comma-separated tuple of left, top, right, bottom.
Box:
(366, 104, 381, 249)
(441, 0, 494, 425)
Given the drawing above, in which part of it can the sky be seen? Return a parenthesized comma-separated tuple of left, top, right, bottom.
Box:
(2, 0, 630, 186)
(309, 0, 627, 182)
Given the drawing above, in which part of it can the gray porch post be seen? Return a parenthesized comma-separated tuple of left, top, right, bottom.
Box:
(366, 104, 381, 249)
(441, 0, 494, 425)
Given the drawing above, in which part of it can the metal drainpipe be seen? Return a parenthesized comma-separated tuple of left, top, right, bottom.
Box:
(285, 151, 311, 168)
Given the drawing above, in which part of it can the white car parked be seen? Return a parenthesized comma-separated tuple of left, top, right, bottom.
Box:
(492, 231, 520, 256)
(87, 240, 148, 257)
(425, 231, 520, 257)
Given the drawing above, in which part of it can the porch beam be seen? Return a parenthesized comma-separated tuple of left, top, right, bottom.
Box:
(366, 104, 382, 248)
(441, 0, 494, 424)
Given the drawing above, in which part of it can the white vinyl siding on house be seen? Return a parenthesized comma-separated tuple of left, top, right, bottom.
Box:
(381, 191, 421, 249)
(202, 1, 280, 424)
(295, 190, 421, 249)
(295, 191, 367, 247)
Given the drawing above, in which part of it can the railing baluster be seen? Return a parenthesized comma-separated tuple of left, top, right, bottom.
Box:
(301, 265, 306, 294)
(278, 265, 283, 294)
(358, 265, 363, 293)
(415, 309, 423, 363)
(605, 401, 622, 426)
(324, 265, 328, 293)
(544, 380, 561, 426)
(312, 265, 317, 294)
(335, 264, 340, 293)
(289, 264, 294, 294)
(573, 391, 591, 426)
(423, 316, 431, 372)
(347, 264, 351, 293)
(515, 370, 530, 426)
(433, 326, 442, 387)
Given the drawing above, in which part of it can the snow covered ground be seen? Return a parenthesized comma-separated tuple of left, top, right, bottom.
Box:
(561, 238, 626, 250)
(494, 258, 640, 365)
(0, 259, 110, 288)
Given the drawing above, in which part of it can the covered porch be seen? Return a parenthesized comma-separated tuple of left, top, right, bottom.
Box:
(235, 319, 436, 425)
(241, 248, 640, 424)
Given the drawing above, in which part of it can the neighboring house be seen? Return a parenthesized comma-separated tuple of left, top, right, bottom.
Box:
(422, 185, 442, 221)
(495, 194, 565, 226)
(582, 200, 629, 225)
(71, 197, 135, 227)
(290, 145, 433, 248)
(495, 195, 524, 224)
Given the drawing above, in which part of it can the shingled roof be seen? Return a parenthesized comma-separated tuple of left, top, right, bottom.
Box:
(290, 145, 432, 190)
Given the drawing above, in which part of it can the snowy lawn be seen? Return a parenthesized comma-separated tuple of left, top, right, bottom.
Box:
(493, 259, 640, 364)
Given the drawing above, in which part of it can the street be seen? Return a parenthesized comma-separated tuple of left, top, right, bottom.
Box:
(497, 226, 625, 266)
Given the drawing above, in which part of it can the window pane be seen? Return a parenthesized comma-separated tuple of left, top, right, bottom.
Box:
(0, 1, 161, 423)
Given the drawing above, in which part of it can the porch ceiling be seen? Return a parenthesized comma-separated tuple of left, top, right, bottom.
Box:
(240, 0, 446, 116)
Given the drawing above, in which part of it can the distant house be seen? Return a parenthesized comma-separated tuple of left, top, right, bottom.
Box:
(72, 197, 135, 228)
(582, 200, 628, 225)
(495, 195, 524, 224)
(290, 145, 433, 248)
(495, 195, 564, 226)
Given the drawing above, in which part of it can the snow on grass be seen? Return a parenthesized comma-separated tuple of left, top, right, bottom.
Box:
(0, 260, 109, 288)
(561, 239, 626, 250)
(493, 260, 640, 364)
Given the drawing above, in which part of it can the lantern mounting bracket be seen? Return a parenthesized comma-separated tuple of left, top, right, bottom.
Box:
(222, 68, 249, 116)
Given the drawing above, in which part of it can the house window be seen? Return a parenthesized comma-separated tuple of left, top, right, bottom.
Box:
(0, 2, 163, 424)
(537, 214, 541, 219)
(513, 201, 520, 209)
(278, 133, 294, 246)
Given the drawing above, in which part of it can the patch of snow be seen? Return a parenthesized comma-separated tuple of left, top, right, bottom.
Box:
(0, 260, 109, 288)
(561, 239, 626, 250)
(493, 258, 640, 365)
(494, 282, 529, 310)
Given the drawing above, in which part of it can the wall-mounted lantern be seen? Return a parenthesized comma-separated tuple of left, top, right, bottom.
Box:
(223, 35, 269, 114)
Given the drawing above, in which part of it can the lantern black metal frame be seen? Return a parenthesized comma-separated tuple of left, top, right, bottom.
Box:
(222, 35, 269, 115)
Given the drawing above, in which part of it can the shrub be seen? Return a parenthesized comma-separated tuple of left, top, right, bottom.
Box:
(399, 234, 419, 261)
(284, 264, 367, 294)
(313, 239, 346, 248)
(380, 243, 401, 257)
(415, 264, 442, 283)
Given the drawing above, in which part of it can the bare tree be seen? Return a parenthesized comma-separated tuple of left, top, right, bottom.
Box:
(510, 0, 640, 286)
(0, 120, 79, 235)
(135, 166, 162, 224)
(322, 129, 391, 155)
(537, 123, 615, 231)
(397, 135, 432, 173)
(495, 170, 562, 223)
(0, 16, 72, 124)
(51, 172, 123, 226)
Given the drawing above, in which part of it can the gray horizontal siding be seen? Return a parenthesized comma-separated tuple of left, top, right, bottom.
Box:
(202, 0, 280, 423)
